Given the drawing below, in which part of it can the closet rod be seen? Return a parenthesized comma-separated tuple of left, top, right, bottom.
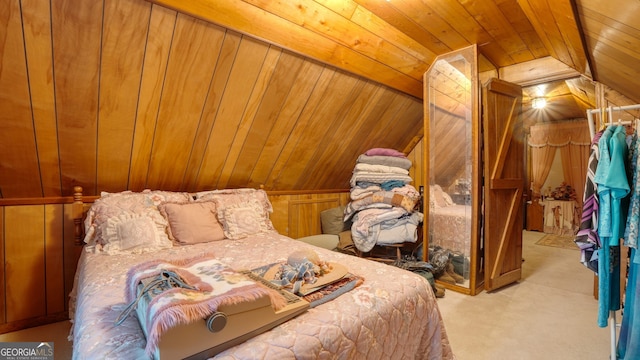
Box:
(587, 104, 640, 140)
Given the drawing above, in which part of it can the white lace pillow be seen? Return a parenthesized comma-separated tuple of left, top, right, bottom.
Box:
(217, 200, 272, 239)
(83, 190, 191, 248)
(96, 213, 172, 255)
(195, 188, 273, 216)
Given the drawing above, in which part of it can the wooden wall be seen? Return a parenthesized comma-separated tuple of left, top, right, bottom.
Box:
(0, 0, 423, 200)
(4, 0, 640, 203)
(0, 141, 423, 333)
(0, 202, 82, 334)
(0, 189, 353, 333)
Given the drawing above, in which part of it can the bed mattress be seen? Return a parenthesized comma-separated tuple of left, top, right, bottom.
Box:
(69, 231, 453, 359)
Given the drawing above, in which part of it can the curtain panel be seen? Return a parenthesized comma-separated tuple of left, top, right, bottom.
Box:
(528, 120, 591, 208)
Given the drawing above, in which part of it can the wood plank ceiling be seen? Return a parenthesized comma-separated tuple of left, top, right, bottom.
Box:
(1, 0, 639, 198)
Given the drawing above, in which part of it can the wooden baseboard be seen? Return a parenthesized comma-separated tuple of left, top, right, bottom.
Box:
(0, 312, 69, 335)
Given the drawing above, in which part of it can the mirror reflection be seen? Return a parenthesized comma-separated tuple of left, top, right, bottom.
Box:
(426, 53, 474, 289)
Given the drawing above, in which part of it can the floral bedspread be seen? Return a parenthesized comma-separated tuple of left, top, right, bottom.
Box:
(431, 204, 472, 256)
(69, 232, 454, 359)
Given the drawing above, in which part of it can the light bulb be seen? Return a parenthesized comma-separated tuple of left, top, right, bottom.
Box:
(532, 97, 547, 109)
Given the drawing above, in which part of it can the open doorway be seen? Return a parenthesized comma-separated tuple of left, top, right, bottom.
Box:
(521, 77, 596, 234)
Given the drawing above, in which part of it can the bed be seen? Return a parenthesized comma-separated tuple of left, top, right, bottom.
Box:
(430, 204, 472, 257)
(428, 185, 472, 257)
(68, 188, 453, 359)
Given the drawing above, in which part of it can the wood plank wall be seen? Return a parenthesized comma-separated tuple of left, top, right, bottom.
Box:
(0, 0, 424, 200)
(0, 190, 350, 333)
(0, 202, 82, 334)
(0, 142, 422, 333)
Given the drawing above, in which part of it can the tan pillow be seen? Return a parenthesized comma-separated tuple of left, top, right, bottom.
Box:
(337, 230, 357, 255)
(320, 206, 348, 235)
(159, 201, 226, 244)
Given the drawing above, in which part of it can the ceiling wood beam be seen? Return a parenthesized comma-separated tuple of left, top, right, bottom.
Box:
(146, 0, 424, 98)
(498, 56, 580, 86)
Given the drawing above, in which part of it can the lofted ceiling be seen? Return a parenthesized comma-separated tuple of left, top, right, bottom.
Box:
(1, 0, 639, 199)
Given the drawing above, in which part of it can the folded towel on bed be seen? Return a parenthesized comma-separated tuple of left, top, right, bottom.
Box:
(123, 254, 288, 357)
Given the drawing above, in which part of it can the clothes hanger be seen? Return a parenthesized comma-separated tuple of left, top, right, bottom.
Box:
(599, 108, 607, 131)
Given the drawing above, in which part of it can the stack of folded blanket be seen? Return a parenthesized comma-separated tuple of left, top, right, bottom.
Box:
(345, 148, 423, 253)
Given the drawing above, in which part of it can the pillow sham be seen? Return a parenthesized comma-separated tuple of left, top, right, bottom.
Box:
(98, 213, 172, 255)
(195, 188, 275, 236)
(194, 188, 273, 214)
(216, 199, 273, 239)
(159, 201, 226, 244)
(83, 189, 191, 252)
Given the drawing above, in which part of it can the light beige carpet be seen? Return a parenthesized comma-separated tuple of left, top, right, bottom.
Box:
(437, 230, 611, 360)
(535, 233, 578, 250)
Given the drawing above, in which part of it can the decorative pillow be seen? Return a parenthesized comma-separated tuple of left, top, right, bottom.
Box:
(98, 213, 172, 255)
(196, 188, 275, 233)
(216, 199, 273, 239)
(194, 188, 273, 214)
(321, 206, 350, 235)
(83, 189, 191, 250)
(159, 201, 226, 244)
(429, 185, 454, 208)
(337, 230, 357, 255)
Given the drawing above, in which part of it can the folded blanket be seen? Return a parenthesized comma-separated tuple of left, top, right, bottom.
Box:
(353, 163, 409, 175)
(376, 212, 424, 245)
(349, 172, 413, 188)
(344, 191, 419, 220)
(357, 154, 412, 170)
(124, 254, 287, 356)
(350, 184, 419, 201)
(351, 207, 409, 252)
(350, 184, 382, 200)
(363, 148, 406, 158)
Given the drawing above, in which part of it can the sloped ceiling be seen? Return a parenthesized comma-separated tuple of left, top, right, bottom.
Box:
(1, 0, 639, 198)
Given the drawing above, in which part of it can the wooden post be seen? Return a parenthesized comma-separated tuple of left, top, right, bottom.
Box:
(73, 186, 84, 246)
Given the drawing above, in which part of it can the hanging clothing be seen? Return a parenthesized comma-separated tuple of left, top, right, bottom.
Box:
(594, 125, 630, 327)
(619, 133, 640, 359)
(618, 249, 640, 359)
(575, 130, 603, 273)
(625, 134, 640, 255)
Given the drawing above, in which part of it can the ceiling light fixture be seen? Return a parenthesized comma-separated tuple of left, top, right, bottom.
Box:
(532, 97, 547, 109)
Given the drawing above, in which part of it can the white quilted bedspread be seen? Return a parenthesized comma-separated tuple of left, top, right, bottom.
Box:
(70, 232, 454, 359)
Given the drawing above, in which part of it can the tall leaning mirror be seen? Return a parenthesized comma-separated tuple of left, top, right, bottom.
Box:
(423, 45, 481, 294)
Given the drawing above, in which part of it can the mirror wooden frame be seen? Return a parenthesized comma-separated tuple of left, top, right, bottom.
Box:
(422, 44, 484, 295)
